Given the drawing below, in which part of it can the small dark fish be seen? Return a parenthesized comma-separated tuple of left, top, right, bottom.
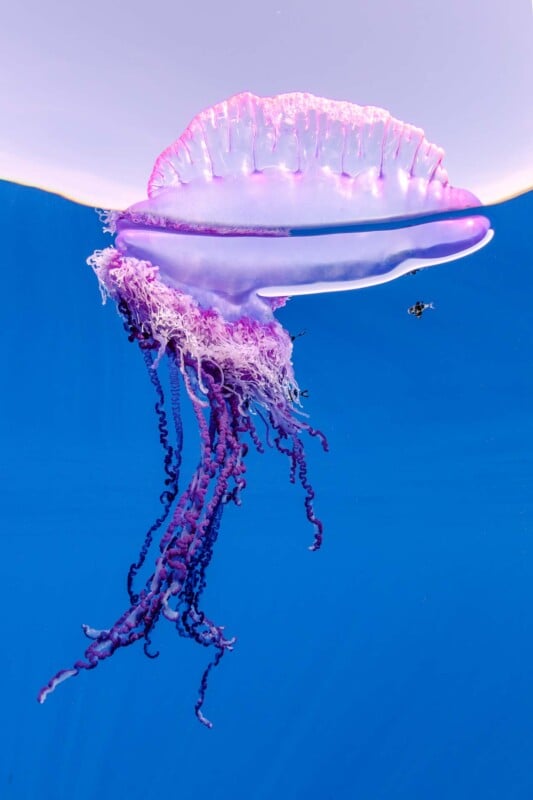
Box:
(407, 300, 434, 319)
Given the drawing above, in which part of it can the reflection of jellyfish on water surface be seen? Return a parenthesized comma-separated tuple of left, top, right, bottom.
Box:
(38, 92, 493, 726)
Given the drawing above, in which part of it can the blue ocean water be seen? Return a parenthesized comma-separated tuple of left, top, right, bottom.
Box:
(1, 180, 532, 799)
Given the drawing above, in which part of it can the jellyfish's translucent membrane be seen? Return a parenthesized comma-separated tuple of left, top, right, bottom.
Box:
(113, 93, 492, 320)
(38, 93, 491, 725)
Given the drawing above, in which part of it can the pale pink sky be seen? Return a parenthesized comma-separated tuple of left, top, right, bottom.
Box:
(0, 0, 531, 208)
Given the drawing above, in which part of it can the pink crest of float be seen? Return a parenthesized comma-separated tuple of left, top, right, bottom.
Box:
(148, 91, 449, 194)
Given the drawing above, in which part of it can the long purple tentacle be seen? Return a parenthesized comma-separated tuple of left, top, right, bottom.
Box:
(127, 350, 183, 605)
(39, 251, 328, 726)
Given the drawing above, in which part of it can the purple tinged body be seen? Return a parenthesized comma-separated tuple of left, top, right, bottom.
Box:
(38, 92, 493, 724)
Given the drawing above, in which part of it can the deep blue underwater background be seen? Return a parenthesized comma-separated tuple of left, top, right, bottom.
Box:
(1, 180, 532, 799)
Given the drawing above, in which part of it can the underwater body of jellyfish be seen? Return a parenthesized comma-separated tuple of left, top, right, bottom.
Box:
(38, 92, 493, 726)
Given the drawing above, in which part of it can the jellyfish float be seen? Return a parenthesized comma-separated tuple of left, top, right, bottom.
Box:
(38, 92, 492, 726)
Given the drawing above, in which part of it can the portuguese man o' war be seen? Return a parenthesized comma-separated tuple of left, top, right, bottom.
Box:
(38, 92, 493, 726)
